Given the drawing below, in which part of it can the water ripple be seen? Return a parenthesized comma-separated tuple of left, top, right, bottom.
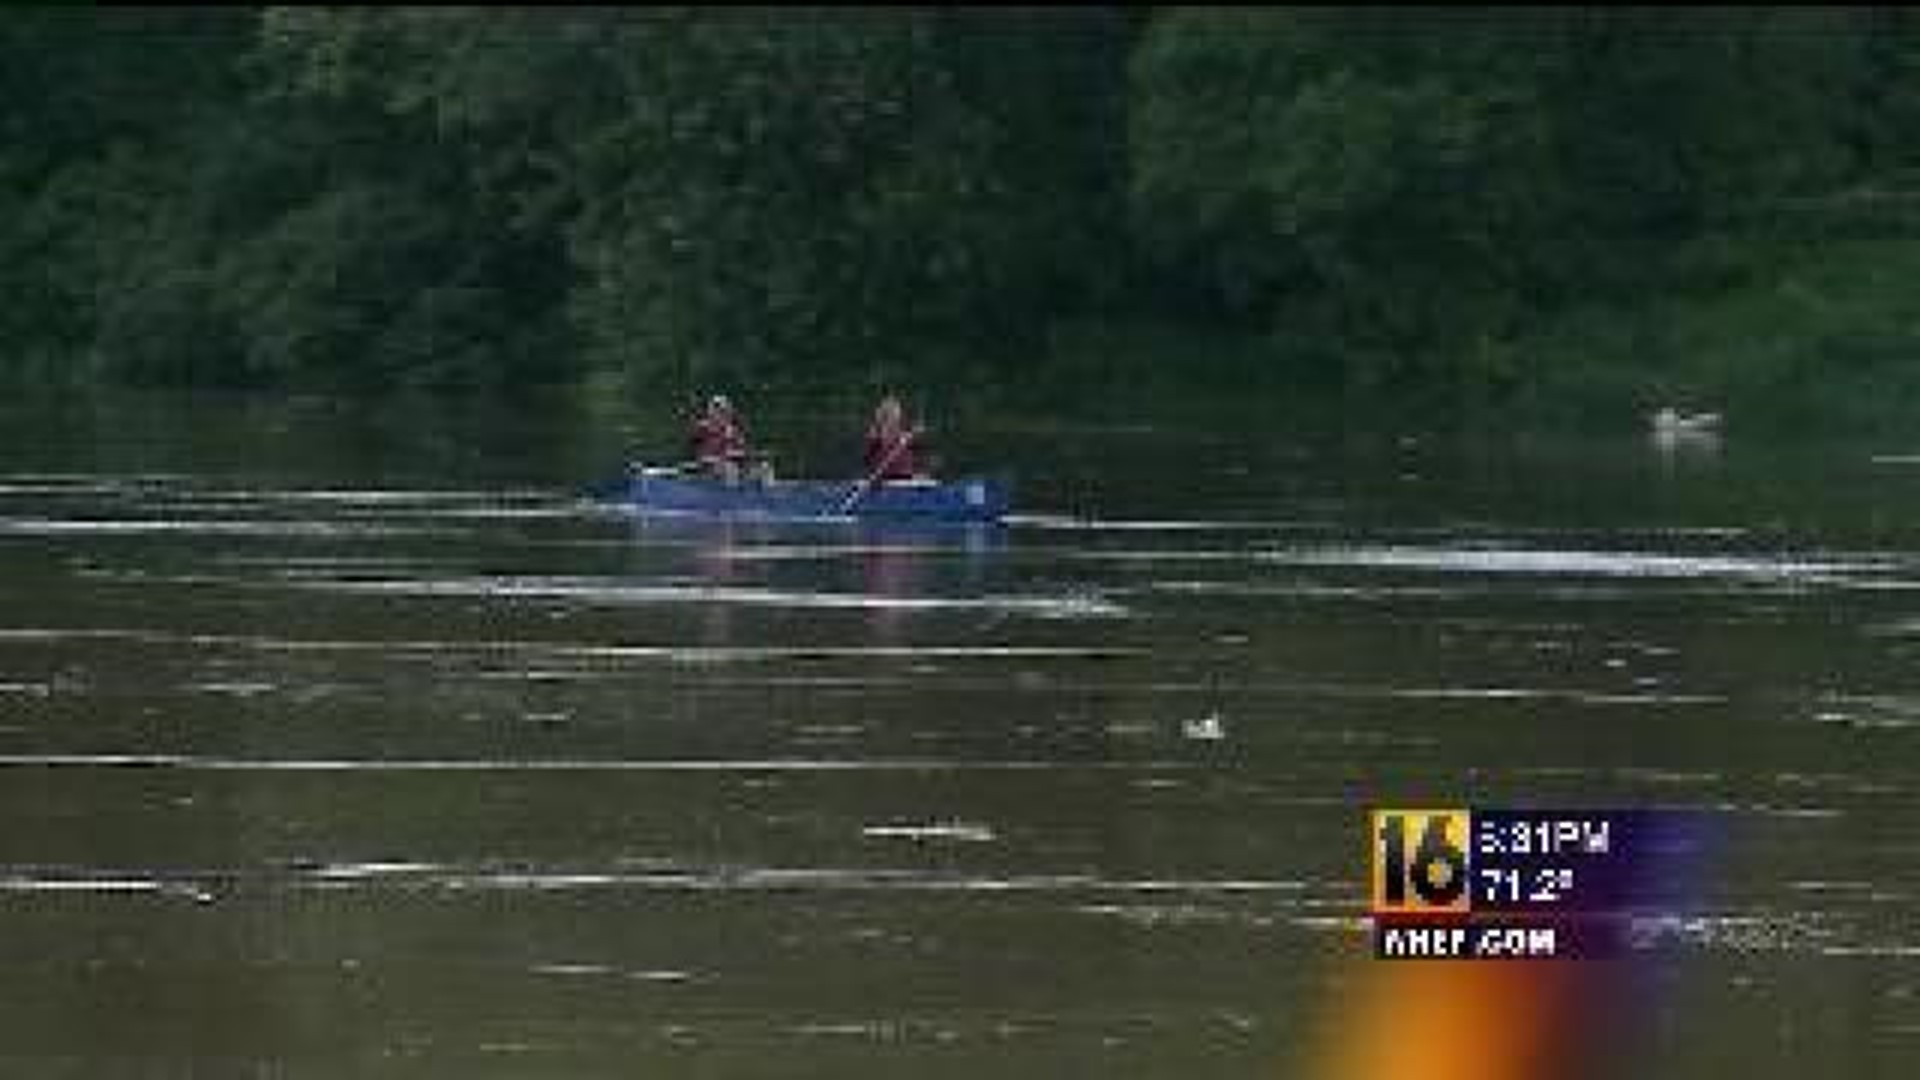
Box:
(1260, 544, 1902, 583)
(0, 754, 1189, 773)
(0, 516, 451, 539)
(283, 574, 1130, 619)
(0, 627, 1141, 664)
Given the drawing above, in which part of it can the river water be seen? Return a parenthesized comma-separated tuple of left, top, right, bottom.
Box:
(0, 390, 1913, 1077)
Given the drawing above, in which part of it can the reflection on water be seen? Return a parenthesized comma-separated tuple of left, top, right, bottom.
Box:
(0, 394, 1915, 1077)
(624, 513, 1022, 646)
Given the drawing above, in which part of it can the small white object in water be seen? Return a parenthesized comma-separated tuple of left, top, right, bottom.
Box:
(1650, 407, 1722, 436)
(860, 821, 996, 843)
(1183, 712, 1227, 741)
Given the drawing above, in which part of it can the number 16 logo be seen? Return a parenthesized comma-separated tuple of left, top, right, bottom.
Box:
(1372, 809, 1471, 914)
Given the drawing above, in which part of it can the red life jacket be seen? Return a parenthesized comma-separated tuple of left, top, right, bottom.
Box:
(863, 426, 921, 480)
(690, 414, 747, 461)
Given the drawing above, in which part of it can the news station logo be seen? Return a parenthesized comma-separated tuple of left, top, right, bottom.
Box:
(1371, 809, 1471, 916)
(1368, 807, 1675, 961)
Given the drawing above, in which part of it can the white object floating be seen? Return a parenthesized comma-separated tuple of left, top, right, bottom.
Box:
(860, 821, 996, 843)
(1182, 713, 1227, 741)
(1649, 407, 1722, 436)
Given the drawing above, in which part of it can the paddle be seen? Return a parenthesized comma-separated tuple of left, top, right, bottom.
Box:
(839, 427, 916, 515)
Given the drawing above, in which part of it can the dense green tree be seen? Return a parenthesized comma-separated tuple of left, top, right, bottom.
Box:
(3, 7, 1919, 416)
(247, 8, 1132, 390)
(1128, 9, 1874, 388)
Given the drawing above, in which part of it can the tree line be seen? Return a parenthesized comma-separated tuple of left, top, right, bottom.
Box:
(5, 8, 1918, 410)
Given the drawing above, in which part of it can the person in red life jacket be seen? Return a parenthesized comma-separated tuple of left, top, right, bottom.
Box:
(863, 394, 935, 482)
(687, 394, 770, 484)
